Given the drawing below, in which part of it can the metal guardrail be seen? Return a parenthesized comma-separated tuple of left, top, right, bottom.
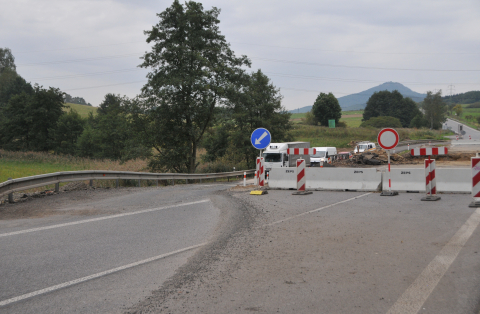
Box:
(0, 169, 256, 201)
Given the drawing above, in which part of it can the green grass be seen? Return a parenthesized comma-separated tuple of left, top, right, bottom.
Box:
(64, 103, 97, 118)
(0, 150, 147, 183)
(289, 125, 452, 148)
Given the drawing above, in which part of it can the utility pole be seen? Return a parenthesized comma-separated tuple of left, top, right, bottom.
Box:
(447, 84, 455, 104)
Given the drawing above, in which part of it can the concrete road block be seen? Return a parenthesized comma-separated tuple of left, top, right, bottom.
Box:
(268, 168, 297, 189)
(306, 168, 381, 191)
(385, 168, 470, 193)
(436, 168, 470, 193)
(269, 167, 381, 191)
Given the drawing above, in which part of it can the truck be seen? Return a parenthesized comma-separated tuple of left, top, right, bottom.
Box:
(310, 147, 337, 166)
(263, 142, 311, 173)
(353, 141, 376, 154)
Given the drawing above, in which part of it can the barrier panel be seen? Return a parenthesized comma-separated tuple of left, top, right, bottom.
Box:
(269, 167, 382, 191)
(383, 168, 470, 193)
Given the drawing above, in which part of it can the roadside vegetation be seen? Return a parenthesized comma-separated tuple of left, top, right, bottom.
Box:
(0, 149, 148, 183)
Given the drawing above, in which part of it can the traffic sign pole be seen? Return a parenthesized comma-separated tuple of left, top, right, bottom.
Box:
(378, 128, 399, 196)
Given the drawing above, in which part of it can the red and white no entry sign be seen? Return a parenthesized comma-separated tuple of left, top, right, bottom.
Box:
(377, 128, 399, 150)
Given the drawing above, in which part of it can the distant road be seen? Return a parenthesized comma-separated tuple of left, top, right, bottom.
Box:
(445, 118, 480, 141)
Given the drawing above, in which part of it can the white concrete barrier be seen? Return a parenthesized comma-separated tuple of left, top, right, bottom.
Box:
(269, 167, 382, 191)
(384, 168, 470, 193)
(436, 168, 470, 193)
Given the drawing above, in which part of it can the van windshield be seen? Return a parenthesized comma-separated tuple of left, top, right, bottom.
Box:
(310, 151, 326, 158)
(264, 153, 282, 163)
(359, 145, 368, 150)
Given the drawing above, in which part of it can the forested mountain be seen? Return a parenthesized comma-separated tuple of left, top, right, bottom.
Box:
(443, 91, 480, 104)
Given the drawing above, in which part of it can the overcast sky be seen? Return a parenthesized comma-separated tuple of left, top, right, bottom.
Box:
(1, 0, 479, 110)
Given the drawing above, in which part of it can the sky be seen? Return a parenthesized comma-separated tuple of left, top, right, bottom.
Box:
(1, 0, 479, 111)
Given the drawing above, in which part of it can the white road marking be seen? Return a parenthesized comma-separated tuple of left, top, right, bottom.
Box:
(262, 192, 372, 227)
(0, 199, 210, 238)
(0, 242, 207, 307)
(387, 208, 480, 314)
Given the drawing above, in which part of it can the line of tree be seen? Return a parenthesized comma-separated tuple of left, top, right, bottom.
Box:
(361, 90, 447, 129)
(0, 1, 293, 172)
(64, 93, 92, 106)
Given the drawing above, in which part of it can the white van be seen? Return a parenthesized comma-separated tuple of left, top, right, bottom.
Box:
(310, 147, 337, 166)
(353, 142, 376, 154)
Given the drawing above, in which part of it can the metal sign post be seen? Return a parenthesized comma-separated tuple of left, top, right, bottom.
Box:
(377, 128, 399, 196)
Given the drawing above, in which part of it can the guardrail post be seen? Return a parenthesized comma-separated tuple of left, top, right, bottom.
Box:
(7, 178, 13, 203)
(89, 180, 93, 187)
(138, 179, 141, 187)
(55, 183, 59, 192)
(116, 179, 119, 188)
(156, 180, 159, 187)
(172, 179, 175, 186)
(200, 178, 202, 183)
(214, 178, 216, 182)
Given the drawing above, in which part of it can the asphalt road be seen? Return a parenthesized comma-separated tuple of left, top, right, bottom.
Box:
(130, 190, 480, 314)
(2, 179, 480, 313)
(445, 118, 480, 141)
(0, 183, 242, 313)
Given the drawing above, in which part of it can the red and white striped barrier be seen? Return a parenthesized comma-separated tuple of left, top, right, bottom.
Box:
(243, 172, 246, 186)
(411, 147, 448, 156)
(296, 159, 306, 191)
(472, 158, 480, 198)
(456, 135, 459, 141)
(470, 158, 480, 207)
(287, 148, 316, 155)
(425, 159, 437, 196)
(469, 135, 472, 140)
(256, 157, 265, 186)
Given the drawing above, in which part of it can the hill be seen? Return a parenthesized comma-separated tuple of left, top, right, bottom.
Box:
(444, 91, 480, 104)
(64, 103, 97, 118)
(289, 82, 427, 113)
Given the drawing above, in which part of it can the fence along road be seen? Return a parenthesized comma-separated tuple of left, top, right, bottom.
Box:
(0, 169, 255, 202)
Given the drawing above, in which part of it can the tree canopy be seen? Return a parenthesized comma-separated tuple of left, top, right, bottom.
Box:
(360, 116, 402, 128)
(363, 90, 421, 127)
(131, 0, 250, 173)
(0, 48, 16, 74)
(311, 92, 342, 127)
(422, 90, 447, 129)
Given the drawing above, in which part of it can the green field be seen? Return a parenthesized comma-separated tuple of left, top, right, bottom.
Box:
(64, 103, 97, 118)
(290, 110, 364, 127)
(290, 124, 452, 149)
(0, 150, 147, 183)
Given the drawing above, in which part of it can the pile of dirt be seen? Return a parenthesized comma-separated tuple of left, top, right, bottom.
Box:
(334, 149, 407, 167)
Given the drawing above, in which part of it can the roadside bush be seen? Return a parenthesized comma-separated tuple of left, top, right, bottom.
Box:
(336, 121, 347, 128)
(360, 116, 402, 128)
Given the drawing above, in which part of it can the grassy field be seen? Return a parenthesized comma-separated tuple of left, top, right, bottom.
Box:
(290, 124, 452, 149)
(64, 103, 97, 118)
(290, 110, 364, 127)
(0, 150, 147, 183)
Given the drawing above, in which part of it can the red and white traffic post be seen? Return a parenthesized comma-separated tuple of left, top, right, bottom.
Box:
(256, 157, 265, 186)
(288, 148, 316, 195)
(469, 157, 480, 207)
(378, 128, 399, 196)
(411, 147, 447, 201)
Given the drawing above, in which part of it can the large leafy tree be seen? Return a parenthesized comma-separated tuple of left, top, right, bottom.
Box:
(131, 0, 249, 173)
(50, 109, 85, 155)
(223, 70, 292, 168)
(77, 94, 149, 160)
(0, 48, 16, 74)
(363, 90, 421, 127)
(423, 90, 447, 129)
(0, 85, 64, 151)
(311, 92, 342, 126)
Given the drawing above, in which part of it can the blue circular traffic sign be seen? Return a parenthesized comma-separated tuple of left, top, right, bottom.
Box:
(251, 128, 271, 150)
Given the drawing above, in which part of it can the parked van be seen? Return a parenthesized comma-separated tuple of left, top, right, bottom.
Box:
(353, 142, 376, 154)
(310, 147, 337, 166)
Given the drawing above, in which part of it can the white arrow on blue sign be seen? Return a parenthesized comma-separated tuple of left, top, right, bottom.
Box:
(251, 128, 271, 150)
